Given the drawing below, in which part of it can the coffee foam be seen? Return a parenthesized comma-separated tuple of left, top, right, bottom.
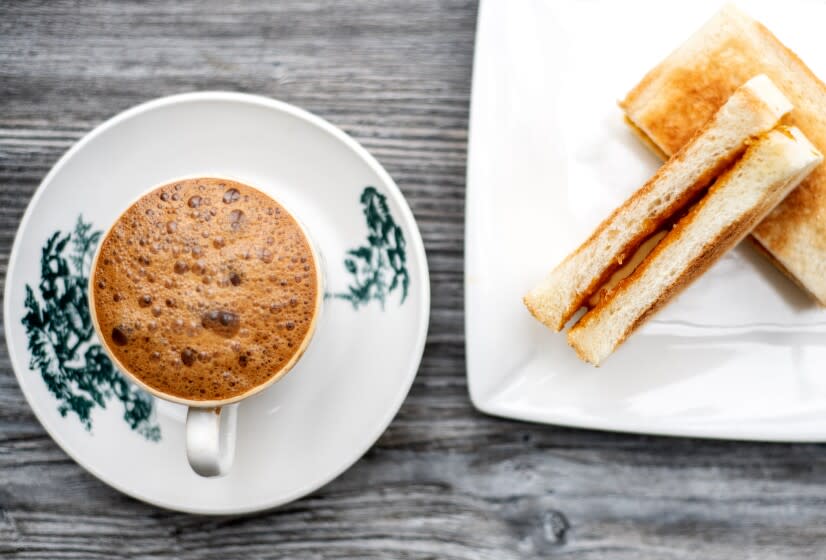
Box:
(92, 178, 319, 402)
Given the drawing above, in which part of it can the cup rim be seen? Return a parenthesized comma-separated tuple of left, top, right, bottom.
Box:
(88, 175, 325, 408)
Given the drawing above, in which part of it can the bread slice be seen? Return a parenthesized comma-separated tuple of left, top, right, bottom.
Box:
(621, 4, 826, 305)
(524, 75, 791, 331)
(568, 127, 823, 365)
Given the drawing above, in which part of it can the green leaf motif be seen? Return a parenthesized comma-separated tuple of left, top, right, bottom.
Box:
(332, 187, 410, 309)
(21, 216, 161, 442)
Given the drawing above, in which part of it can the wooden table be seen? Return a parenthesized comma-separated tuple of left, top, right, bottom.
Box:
(1, 1, 825, 558)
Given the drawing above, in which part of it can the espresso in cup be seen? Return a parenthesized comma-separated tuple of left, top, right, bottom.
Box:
(91, 178, 320, 403)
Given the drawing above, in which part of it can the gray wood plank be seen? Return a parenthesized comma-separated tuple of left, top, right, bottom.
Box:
(1, 0, 826, 558)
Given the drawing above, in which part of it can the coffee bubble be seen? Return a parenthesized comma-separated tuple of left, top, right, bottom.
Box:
(259, 249, 273, 263)
(229, 209, 244, 231)
(111, 326, 129, 346)
(223, 188, 241, 204)
(201, 309, 241, 338)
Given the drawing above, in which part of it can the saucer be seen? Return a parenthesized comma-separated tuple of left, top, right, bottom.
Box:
(5, 93, 430, 513)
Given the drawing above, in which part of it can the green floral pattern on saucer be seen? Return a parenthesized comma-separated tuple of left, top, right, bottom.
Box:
(21, 217, 161, 442)
(333, 186, 409, 309)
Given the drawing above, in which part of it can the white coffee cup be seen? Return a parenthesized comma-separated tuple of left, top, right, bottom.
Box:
(89, 177, 324, 477)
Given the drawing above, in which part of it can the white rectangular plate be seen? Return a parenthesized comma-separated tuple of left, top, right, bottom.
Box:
(465, 0, 826, 441)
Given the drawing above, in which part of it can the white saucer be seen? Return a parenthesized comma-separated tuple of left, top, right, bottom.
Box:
(5, 93, 430, 514)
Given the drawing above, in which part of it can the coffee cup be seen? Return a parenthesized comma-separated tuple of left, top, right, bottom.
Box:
(89, 177, 323, 476)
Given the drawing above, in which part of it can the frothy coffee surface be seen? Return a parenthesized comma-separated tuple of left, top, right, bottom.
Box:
(92, 178, 319, 402)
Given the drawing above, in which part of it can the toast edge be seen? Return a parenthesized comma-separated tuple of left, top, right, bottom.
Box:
(568, 128, 822, 365)
(525, 75, 792, 332)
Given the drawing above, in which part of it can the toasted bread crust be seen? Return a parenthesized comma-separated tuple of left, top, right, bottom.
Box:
(527, 141, 730, 329)
(569, 199, 764, 364)
(525, 75, 790, 331)
(622, 116, 669, 160)
(525, 147, 737, 330)
(621, 5, 826, 304)
(747, 237, 823, 304)
(569, 128, 822, 365)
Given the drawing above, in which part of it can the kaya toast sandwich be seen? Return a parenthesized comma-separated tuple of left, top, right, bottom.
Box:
(525, 75, 792, 331)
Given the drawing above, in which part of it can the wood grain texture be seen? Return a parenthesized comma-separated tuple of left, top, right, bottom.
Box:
(1, 0, 826, 558)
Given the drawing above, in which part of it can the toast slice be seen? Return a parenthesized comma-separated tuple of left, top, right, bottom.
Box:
(568, 127, 823, 365)
(621, 4, 826, 305)
(524, 75, 791, 331)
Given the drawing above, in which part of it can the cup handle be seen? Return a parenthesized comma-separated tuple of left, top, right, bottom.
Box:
(186, 404, 238, 477)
